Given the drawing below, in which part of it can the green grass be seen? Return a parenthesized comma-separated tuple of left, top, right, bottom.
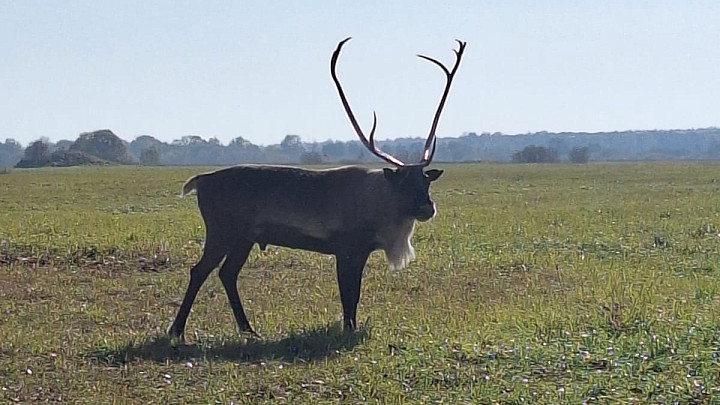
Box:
(2, 163, 720, 403)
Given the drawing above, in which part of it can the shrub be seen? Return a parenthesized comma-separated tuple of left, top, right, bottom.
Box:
(569, 146, 590, 164)
(511, 145, 558, 163)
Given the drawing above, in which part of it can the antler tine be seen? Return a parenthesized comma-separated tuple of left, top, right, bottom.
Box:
(417, 40, 467, 166)
(330, 37, 406, 167)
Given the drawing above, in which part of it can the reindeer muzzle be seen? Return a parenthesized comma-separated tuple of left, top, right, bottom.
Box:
(415, 203, 437, 222)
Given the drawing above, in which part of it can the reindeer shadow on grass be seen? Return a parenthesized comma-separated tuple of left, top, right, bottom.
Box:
(89, 322, 370, 366)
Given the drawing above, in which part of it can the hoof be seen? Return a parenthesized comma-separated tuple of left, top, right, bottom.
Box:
(168, 334, 184, 348)
(240, 328, 261, 340)
(167, 326, 185, 346)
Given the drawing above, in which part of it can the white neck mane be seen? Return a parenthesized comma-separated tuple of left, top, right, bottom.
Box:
(382, 220, 417, 270)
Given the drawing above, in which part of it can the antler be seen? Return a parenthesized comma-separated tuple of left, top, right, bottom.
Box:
(330, 37, 466, 167)
(416, 39, 467, 166)
(330, 37, 405, 167)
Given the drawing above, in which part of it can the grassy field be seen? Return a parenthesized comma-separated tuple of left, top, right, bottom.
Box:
(2, 163, 720, 403)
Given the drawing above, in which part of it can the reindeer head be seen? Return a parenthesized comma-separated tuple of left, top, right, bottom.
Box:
(381, 166, 442, 221)
(330, 37, 465, 222)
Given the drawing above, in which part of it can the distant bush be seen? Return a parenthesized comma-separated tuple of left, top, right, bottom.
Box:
(569, 146, 590, 164)
(512, 145, 558, 163)
(49, 150, 108, 167)
(15, 139, 51, 168)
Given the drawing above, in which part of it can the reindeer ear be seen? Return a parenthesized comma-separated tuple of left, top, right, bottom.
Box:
(425, 169, 443, 182)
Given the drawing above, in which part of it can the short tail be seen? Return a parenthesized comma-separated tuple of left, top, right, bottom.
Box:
(181, 175, 200, 197)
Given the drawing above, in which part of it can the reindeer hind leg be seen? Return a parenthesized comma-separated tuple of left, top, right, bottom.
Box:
(168, 235, 226, 341)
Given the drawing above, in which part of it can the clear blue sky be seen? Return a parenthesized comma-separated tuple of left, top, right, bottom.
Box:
(2, 1, 719, 146)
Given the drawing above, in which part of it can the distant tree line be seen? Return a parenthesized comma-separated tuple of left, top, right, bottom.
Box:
(3, 127, 720, 168)
(512, 145, 590, 163)
(14, 130, 134, 168)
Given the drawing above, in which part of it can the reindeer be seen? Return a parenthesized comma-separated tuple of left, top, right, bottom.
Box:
(168, 37, 466, 340)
